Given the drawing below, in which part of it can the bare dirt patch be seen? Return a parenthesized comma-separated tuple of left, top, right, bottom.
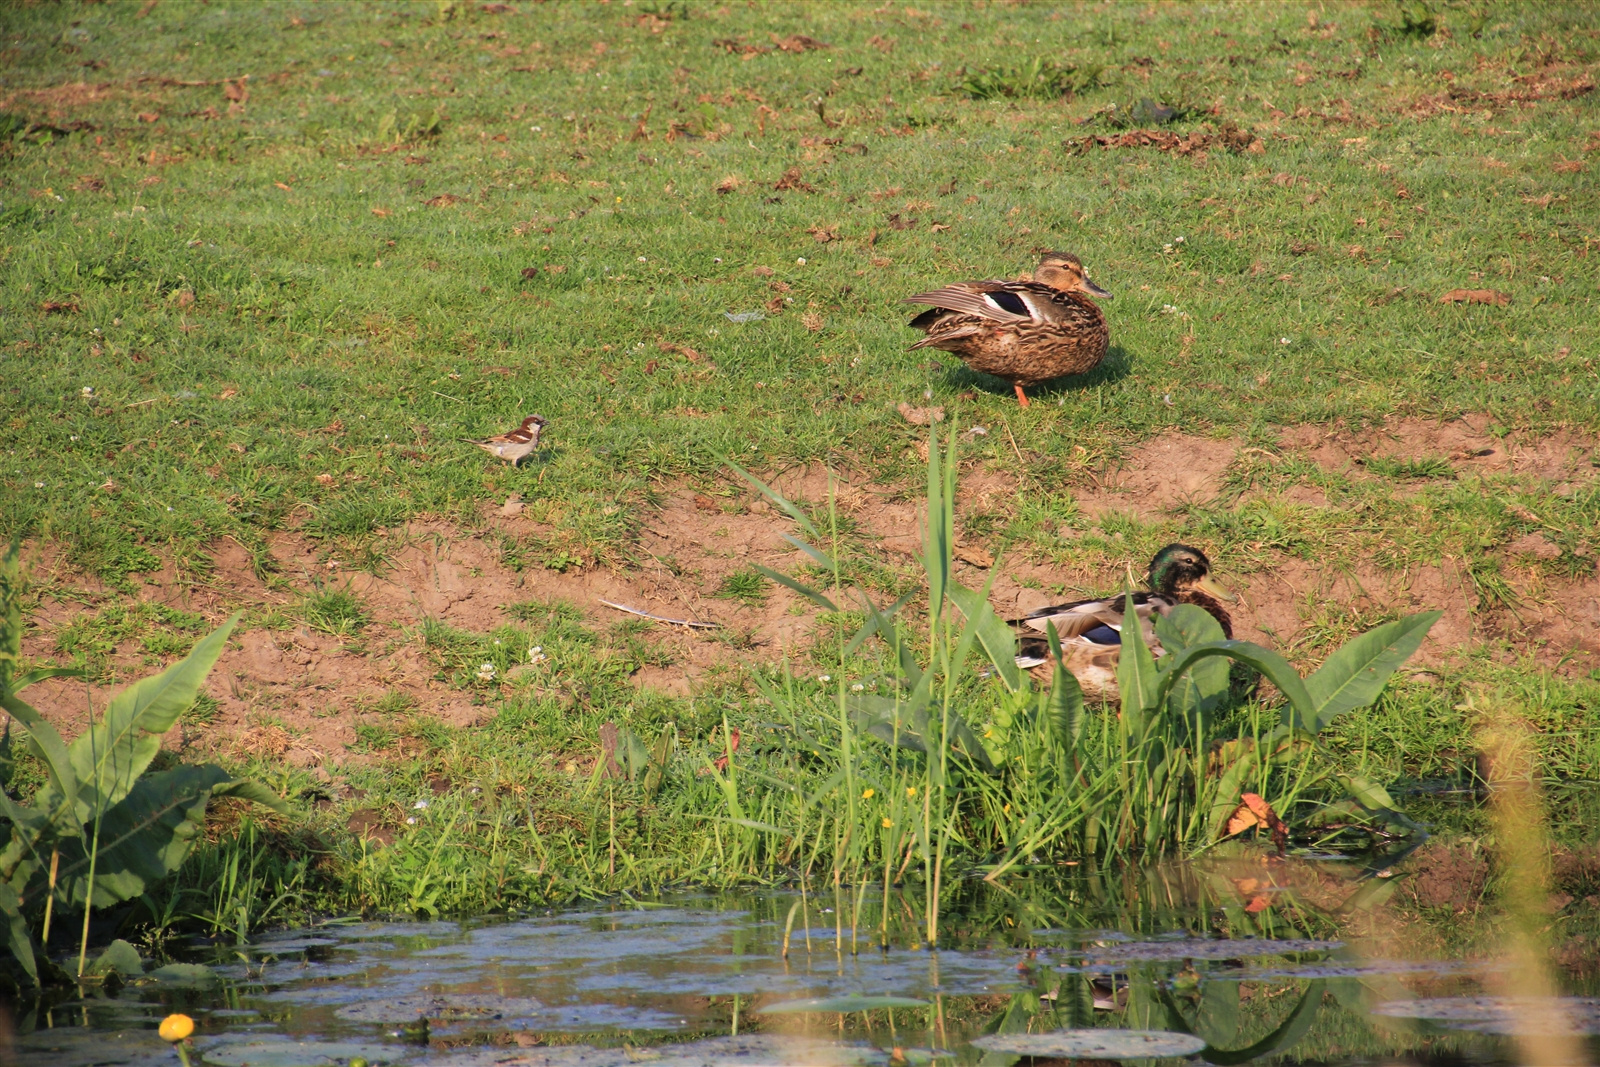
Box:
(15, 417, 1600, 763)
(1077, 432, 1238, 517)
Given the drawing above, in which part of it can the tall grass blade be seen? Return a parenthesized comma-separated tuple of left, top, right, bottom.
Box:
(751, 564, 837, 612)
(1116, 592, 1160, 733)
(724, 457, 820, 538)
(948, 581, 1022, 693)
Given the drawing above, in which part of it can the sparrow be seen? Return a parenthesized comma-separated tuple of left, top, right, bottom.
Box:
(465, 414, 547, 467)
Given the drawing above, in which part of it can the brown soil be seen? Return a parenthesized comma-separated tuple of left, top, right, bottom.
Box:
(16, 416, 1599, 764)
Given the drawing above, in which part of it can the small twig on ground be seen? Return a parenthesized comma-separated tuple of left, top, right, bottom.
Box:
(598, 598, 719, 629)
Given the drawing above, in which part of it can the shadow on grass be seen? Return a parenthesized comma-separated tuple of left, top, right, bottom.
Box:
(943, 343, 1135, 403)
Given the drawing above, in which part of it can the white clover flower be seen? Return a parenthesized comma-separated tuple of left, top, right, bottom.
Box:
(413, 800, 428, 810)
(405, 816, 417, 825)
(476, 662, 497, 682)
(81, 386, 95, 397)
(819, 674, 831, 683)
(1279, 337, 1292, 346)
(851, 683, 865, 692)
(34, 482, 44, 489)
(796, 257, 807, 265)
(1175, 235, 1185, 243)
(1161, 304, 1178, 314)
(1162, 243, 1174, 253)
(529, 645, 547, 665)
(637, 256, 647, 262)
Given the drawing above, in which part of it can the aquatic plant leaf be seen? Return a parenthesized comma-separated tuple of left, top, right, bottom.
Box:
(140, 962, 218, 989)
(200, 1036, 396, 1067)
(0, 693, 78, 817)
(51, 765, 251, 907)
(1117, 591, 1160, 730)
(1171, 979, 1326, 1065)
(752, 563, 837, 612)
(335, 992, 544, 1023)
(1300, 611, 1441, 732)
(760, 994, 930, 1013)
(1045, 622, 1084, 750)
(948, 581, 1021, 692)
(0, 880, 36, 983)
(71, 614, 240, 811)
(641, 724, 675, 799)
(922, 420, 958, 626)
(970, 1029, 1206, 1058)
(86, 938, 144, 977)
(1155, 605, 1228, 730)
(1153, 641, 1317, 727)
(849, 695, 930, 753)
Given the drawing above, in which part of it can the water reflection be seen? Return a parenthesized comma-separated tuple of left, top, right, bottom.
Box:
(8, 849, 1599, 1066)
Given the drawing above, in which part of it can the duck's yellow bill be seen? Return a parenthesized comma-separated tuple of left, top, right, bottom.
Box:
(1196, 574, 1237, 602)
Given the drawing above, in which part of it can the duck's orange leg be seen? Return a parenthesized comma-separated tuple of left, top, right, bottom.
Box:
(1013, 383, 1030, 407)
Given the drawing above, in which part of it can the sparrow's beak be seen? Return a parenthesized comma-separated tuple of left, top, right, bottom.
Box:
(1082, 276, 1112, 299)
(1196, 574, 1237, 602)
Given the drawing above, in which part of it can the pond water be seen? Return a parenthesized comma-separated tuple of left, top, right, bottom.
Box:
(11, 852, 1600, 1066)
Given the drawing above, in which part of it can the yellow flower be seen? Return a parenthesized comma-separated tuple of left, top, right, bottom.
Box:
(882, 817, 893, 828)
(1002, 803, 1011, 815)
(861, 788, 875, 800)
(159, 1014, 194, 1042)
(906, 786, 917, 798)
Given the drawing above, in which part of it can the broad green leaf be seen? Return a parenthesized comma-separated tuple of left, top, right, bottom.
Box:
(10, 666, 83, 692)
(752, 564, 837, 612)
(0, 880, 36, 984)
(945, 708, 1000, 775)
(211, 778, 290, 813)
(1301, 611, 1442, 732)
(1046, 623, 1085, 751)
(1180, 980, 1326, 1065)
(1154, 641, 1318, 727)
(723, 458, 819, 538)
(949, 581, 1021, 693)
(0, 693, 77, 813)
(72, 614, 240, 810)
(87, 938, 145, 978)
(922, 422, 957, 622)
(1156, 606, 1229, 737)
(1117, 592, 1160, 732)
(640, 724, 674, 800)
(51, 765, 238, 907)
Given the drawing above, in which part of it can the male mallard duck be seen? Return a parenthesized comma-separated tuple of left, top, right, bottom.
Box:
(905, 252, 1111, 407)
(1011, 543, 1235, 700)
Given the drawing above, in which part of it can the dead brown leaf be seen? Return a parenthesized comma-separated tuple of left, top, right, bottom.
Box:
(223, 77, 248, 104)
(897, 401, 945, 426)
(1439, 288, 1511, 306)
(40, 299, 80, 314)
(773, 166, 816, 192)
(424, 193, 462, 207)
(801, 311, 825, 331)
(371, 206, 391, 217)
(773, 34, 828, 53)
(1553, 159, 1585, 173)
(715, 174, 741, 194)
(1223, 792, 1288, 852)
(136, 111, 160, 123)
(806, 225, 838, 243)
(867, 34, 894, 53)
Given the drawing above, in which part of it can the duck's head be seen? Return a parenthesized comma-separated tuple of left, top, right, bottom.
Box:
(1147, 543, 1235, 601)
(1034, 252, 1112, 299)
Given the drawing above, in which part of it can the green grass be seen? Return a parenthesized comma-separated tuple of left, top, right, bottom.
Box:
(0, 0, 1593, 587)
(2, 0, 1598, 958)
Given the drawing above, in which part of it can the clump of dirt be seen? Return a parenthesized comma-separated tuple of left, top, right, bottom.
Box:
(1404, 842, 1490, 911)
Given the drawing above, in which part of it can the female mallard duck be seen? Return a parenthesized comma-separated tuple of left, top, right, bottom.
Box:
(905, 252, 1111, 407)
(1011, 543, 1235, 701)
